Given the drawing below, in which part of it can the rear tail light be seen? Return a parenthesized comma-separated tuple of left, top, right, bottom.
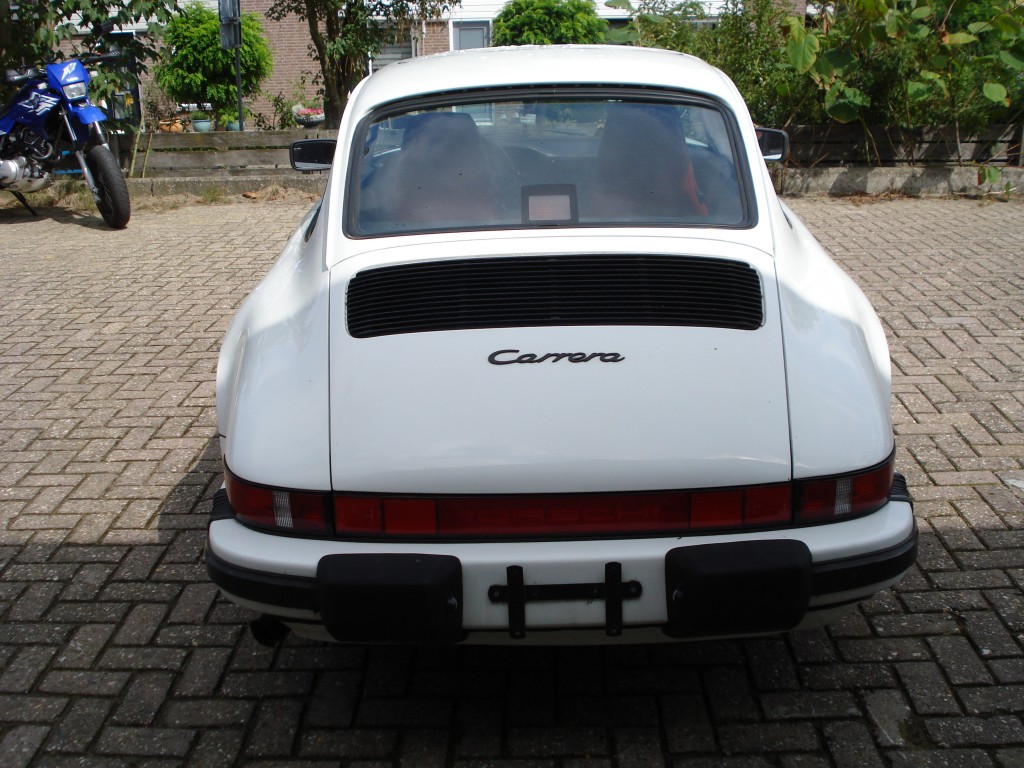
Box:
(224, 454, 894, 538)
(225, 469, 330, 534)
(794, 453, 894, 523)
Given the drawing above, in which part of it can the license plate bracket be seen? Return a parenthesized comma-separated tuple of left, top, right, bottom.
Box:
(488, 562, 643, 639)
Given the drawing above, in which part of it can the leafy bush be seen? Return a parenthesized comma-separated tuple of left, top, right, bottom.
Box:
(608, 0, 820, 127)
(155, 1, 273, 117)
(493, 0, 607, 46)
(784, 1, 1024, 137)
(609, 0, 1024, 161)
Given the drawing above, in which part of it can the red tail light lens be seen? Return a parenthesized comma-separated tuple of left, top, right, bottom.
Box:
(225, 469, 329, 534)
(331, 486, 792, 536)
(794, 454, 894, 523)
(227, 454, 893, 538)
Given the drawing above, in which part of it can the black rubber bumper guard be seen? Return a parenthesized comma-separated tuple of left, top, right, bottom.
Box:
(206, 480, 917, 644)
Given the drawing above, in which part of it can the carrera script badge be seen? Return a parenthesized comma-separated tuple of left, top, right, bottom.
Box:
(488, 349, 625, 365)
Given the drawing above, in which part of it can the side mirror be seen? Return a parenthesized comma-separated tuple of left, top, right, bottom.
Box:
(290, 139, 336, 172)
(755, 128, 789, 163)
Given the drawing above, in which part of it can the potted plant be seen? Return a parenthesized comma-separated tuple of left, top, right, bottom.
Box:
(155, 2, 273, 133)
(293, 105, 325, 126)
(217, 108, 243, 131)
(191, 110, 213, 132)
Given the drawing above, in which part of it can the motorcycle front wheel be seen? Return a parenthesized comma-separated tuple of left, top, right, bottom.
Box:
(85, 144, 131, 229)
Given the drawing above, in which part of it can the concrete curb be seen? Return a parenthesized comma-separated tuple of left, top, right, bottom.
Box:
(126, 174, 328, 197)
(772, 165, 1023, 197)
(125, 166, 1024, 199)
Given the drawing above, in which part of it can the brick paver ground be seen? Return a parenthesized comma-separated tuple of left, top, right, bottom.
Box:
(0, 197, 1022, 767)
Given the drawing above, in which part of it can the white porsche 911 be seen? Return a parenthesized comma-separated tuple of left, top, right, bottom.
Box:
(207, 45, 917, 645)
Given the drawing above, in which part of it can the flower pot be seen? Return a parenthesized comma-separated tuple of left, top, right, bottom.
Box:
(192, 119, 214, 133)
(226, 121, 241, 131)
(295, 114, 325, 127)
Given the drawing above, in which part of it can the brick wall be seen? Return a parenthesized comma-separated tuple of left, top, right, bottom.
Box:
(241, 0, 322, 126)
(138, 5, 451, 129)
(422, 21, 452, 56)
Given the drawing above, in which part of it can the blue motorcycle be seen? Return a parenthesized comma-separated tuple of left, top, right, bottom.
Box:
(1, 53, 131, 228)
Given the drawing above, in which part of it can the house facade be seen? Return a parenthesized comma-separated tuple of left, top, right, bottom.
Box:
(236, 0, 642, 123)
(162, 0, 806, 127)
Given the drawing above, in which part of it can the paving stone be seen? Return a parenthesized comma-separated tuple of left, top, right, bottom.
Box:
(895, 662, 962, 715)
(397, 729, 449, 768)
(996, 747, 1024, 768)
(1, 198, 1022, 766)
(925, 715, 1024, 747)
(44, 698, 113, 754)
(0, 646, 58, 693)
(958, 685, 1024, 715)
(187, 729, 245, 768)
(759, 691, 859, 720)
(243, 699, 305, 758)
(716, 722, 820, 754)
(452, 699, 504, 758)
(506, 726, 608, 758)
(52, 626, 116, 671)
(355, 697, 453, 728)
(927, 635, 994, 684)
(863, 689, 917, 748)
(38, 670, 130, 697)
(109, 671, 173, 726)
(704, 666, 760, 722)
(614, 727, 665, 768)
(990, 658, 1024, 684)
(0, 724, 49, 768)
(888, 748, 996, 767)
(822, 720, 884, 768)
(93, 725, 195, 758)
(960, 611, 1023, 658)
(296, 729, 395, 761)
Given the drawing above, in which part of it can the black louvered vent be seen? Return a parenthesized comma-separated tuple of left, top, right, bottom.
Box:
(346, 255, 763, 338)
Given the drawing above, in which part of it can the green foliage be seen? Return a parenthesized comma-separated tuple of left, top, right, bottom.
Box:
(155, 1, 273, 116)
(265, 0, 454, 128)
(606, 0, 705, 49)
(609, 0, 1024, 162)
(492, 0, 607, 46)
(0, 1, 180, 104)
(782, 0, 1024, 144)
(608, 0, 820, 127)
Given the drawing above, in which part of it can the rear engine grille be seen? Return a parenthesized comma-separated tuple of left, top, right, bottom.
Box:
(346, 255, 763, 338)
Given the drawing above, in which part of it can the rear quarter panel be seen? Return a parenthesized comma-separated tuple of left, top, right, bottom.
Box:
(771, 200, 894, 477)
(216, 202, 333, 490)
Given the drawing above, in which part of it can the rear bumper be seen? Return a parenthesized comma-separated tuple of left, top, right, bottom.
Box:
(206, 484, 916, 644)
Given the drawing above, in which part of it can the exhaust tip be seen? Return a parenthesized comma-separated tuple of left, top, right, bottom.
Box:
(250, 615, 290, 647)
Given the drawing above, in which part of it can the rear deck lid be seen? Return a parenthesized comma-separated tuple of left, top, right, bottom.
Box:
(328, 238, 791, 494)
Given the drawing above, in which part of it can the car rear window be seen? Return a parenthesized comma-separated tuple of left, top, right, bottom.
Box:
(349, 91, 749, 236)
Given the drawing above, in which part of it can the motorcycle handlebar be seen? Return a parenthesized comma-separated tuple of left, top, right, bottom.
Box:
(4, 52, 120, 84)
(4, 67, 42, 84)
(78, 52, 123, 66)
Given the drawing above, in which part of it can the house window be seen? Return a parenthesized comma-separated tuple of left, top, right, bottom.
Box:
(454, 22, 489, 50)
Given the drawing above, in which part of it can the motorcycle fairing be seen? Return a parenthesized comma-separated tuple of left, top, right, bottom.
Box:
(44, 60, 106, 133)
(67, 102, 106, 127)
(46, 60, 88, 91)
(0, 84, 59, 134)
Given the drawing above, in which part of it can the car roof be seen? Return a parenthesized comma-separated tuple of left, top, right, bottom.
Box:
(353, 45, 744, 113)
